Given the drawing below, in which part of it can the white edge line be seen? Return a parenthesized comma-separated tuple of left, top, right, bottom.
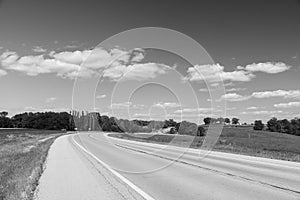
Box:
(72, 135, 155, 200)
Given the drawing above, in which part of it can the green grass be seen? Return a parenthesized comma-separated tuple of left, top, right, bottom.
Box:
(109, 126, 300, 162)
(0, 129, 65, 200)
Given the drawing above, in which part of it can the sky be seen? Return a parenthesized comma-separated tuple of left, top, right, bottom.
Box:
(0, 0, 300, 124)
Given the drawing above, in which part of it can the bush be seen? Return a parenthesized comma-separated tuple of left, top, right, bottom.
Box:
(197, 126, 206, 136)
(178, 121, 198, 136)
(169, 127, 176, 134)
(253, 120, 264, 130)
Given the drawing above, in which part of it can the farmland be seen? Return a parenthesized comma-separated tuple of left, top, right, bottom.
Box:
(109, 126, 300, 162)
(0, 129, 64, 200)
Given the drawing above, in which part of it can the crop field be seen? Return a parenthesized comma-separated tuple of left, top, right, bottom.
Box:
(109, 126, 300, 162)
(0, 129, 64, 200)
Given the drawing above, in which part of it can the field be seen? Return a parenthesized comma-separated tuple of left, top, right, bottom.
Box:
(109, 126, 300, 162)
(0, 129, 64, 200)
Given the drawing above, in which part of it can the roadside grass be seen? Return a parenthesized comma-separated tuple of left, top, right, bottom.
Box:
(108, 126, 300, 162)
(0, 129, 64, 200)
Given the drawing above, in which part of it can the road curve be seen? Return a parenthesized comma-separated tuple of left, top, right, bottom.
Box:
(37, 132, 300, 200)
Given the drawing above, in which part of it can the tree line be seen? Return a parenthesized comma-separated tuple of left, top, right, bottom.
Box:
(203, 117, 240, 125)
(0, 111, 74, 130)
(254, 117, 300, 136)
(1, 110, 299, 136)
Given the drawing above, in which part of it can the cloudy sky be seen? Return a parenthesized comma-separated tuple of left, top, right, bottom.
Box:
(0, 0, 299, 124)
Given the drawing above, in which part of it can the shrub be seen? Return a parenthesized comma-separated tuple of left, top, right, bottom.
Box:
(253, 120, 264, 130)
(197, 126, 206, 136)
(178, 121, 198, 136)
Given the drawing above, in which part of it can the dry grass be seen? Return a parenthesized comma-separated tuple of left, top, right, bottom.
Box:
(0, 129, 64, 200)
(109, 126, 300, 162)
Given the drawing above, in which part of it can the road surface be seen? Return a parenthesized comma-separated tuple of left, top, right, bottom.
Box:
(35, 132, 300, 200)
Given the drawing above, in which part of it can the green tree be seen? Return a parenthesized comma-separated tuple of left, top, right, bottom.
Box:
(197, 126, 206, 136)
(203, 117, 211, 125)
(232, 118, 240, 125)
(267, 117, 280, 132)
(253, 120, 264, 130)
(224, 118, 230, 124)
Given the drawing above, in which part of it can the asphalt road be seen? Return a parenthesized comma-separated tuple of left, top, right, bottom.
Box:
(37, 132, 300, 200)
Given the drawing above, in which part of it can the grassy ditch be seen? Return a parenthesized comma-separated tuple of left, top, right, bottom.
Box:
(109, 126, 300, 162)
(0, 129, 64, 200)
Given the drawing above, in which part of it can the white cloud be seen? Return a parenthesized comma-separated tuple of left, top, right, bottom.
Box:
(134, 113, 150, 118)
(241, 110, 284, 115)
(103, 62, 170, 81)
(226, 88, 246, 92)
(219, 93, 251, 102)
(110, 102, 132, 109)
(186, 63, 254, 82)
(132, 104, 145, 109)
(46, 97, 57, 103)
(24, 106, 37, 112)
(33, 46, 47, 53)
(274, 102, 300, 108)
(187, 62, 291, 83)
(153, 102, 182, 108)
(217, 90, 300, 103)
(247, 106, 258, 110)
(0, 69, 7, 77)
(251, 90, 300, 99)
(174, 107, 213, 114)
(0, 51, 82, 77)
(0, 47, 145, 79)
(238, 62, 291, 74)
(199, 88, 210, 92)
(96, 94, 106, 99)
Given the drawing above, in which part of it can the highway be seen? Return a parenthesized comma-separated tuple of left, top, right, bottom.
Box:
(37, 132, 300, 200)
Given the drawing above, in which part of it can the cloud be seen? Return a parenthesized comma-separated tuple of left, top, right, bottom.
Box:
(199, 88, 210, 92)
(0, 69, 7, 77)
(247, 106, 258, 110)
(24, 106, 37, 112)
(103, 62, 170, 81)
(33, 46, 47, 53)
(252, 90, 300, 99)
(274, 102, 300, 108)
(110, 102, 132, 109)
(153, 102, 182, 108)
(226, 88, 246, 92)
(174, 107, 214, 114)
(219, 93, 251, 102)
(238, 62, 291, 74)
(219, 89, 300, 102)
(186, 63, 254, 82)
(186, 62, 291, 83)
(96, 94, 106, 99)
(46, 97, 57, 103)
(0, 47, 146, 79)
(241, 110, 285, 115)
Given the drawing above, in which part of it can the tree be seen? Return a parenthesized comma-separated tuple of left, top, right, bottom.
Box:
(175, 122, 181, 132)
(178, 121, 198, 136)
(267, 117, 280, 132)
(232, 118, 240, 125)
(253, 120, 264, 130)
(203, 117, 211, 125)
(216, 117, 225, 124)
(197, 126, 206, 136)
(224, 118, 230, 124)
(169, 127, 176, 134)
(280, 119, 291, 133)
(0, 111, 8, 118)
(290, 118, 300, 136)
